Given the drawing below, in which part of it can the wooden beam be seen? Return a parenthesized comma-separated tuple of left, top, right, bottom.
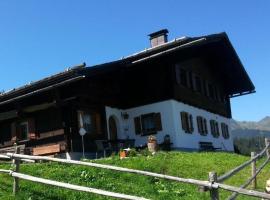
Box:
(38, 129, 65, 140)
(22, 102, 55, 113)
(32, 144, 61, 156)
(0, 110, 17, 121)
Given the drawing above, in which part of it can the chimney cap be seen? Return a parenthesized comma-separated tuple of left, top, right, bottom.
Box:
(148, 29, 169, 38)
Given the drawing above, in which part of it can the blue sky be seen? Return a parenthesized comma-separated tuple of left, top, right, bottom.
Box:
(0, 1, 269, 121)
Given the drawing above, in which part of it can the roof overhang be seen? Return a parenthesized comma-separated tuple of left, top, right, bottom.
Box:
(124, 32, 255, 97)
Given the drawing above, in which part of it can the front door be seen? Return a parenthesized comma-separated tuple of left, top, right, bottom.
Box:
(109, 116, 118, 141)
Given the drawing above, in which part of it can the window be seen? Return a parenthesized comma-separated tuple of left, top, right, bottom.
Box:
(83, 113, 92, 133)
(195, 76, 202, 93)
(215, 86, 222, 102)
(221, 123, 230, 139)
(141, 114, 156, 134)
(208, 83, 215, 99)
(19, 121, 29, 141)
(202, 79, 208, 96)
(210, 120, 220, 138)
(180, 69, 188, 87)
(188, 72, 194, 90)
(197, 116, 208, 136)
(133, 113, 162, 136)
(78, 111, 102, 135)
(134, 117, 142, 135)
(180, 112, 194, 134)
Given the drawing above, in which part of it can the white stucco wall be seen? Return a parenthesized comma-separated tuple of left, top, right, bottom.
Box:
(105, 99, 234, 151)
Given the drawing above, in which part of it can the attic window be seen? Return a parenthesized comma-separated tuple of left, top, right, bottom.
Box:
(208, 83, 215, 99)
(180, 69, 188, 87)
(195, 76, 202, 93)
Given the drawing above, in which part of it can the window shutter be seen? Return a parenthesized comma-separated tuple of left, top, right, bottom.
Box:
(154, 113, 162, 131)
(210, 120, 214, 136)
(197, 116, 202, 134)
(134, 116, 142, 135)
(28, 118, 36, 140)
(188, 114, 193, 133)
(203, 118, 208, 135)
(180, 112, 187, 132)
(95, 113, 102, 135)
(216, 122, 220, 137)
(221, 123, 224, 138)
(196, 117, 200, 133)
(226, 125, 230, 139)
(11, 122, 17, 142)
(200, 117, 204, 134)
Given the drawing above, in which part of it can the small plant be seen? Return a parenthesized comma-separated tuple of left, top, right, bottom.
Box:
(128, 148, 138, 157)
(139, 148, 152, 156)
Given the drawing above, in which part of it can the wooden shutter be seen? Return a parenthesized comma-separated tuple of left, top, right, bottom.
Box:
(28, 118, 36, 140)
(134, 116, 142, 135)
(203, 118, 208, 135)
(221, 123, 224, 138)
(188, 114, 194, 133)
(95, 113, 102, 135)
(180, 112, 187, 132)
(11, 122, 17, 142)
(227, 124, 229, 138)
(197, 116, 202, 134)
(216, 122, 219, 136)
(154, 113, 162, 131)
(210, 120, 214, 136)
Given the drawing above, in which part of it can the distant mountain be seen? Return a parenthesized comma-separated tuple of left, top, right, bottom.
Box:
(231, 116, 270, 138)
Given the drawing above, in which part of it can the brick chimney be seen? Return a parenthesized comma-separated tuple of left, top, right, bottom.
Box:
(148, 29, 169, 47)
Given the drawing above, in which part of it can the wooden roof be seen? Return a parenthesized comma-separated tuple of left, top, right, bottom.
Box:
(0, 32, 255, 106)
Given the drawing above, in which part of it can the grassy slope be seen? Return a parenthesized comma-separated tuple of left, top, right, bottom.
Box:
(0, 151, 269, 200)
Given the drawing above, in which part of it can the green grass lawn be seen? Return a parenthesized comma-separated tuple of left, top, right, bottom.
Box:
(0, 151, 269, 200)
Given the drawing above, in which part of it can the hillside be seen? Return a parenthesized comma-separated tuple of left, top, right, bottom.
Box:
(0, 151, 269, 200)
(232, 116, 270, 138)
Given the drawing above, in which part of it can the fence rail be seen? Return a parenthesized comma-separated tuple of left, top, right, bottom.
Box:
(217, 141, 270, 183)
(0, 139, 270, 199)
(0, 169, 148, 200)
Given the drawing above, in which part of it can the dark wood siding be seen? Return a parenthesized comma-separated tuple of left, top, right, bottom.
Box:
(173, 56, 231, 117)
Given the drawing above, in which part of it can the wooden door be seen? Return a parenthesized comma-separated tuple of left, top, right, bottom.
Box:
(109, 116, 118, 141)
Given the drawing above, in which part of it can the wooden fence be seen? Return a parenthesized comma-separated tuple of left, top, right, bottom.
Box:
(0, 139, 270, 199)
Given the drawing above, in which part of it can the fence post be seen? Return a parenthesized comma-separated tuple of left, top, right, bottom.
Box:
(251, 152, 257, 189)
(265, 138, 270, 158)
(13, 146, 20, 195)
(209, 172, 219, 200)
